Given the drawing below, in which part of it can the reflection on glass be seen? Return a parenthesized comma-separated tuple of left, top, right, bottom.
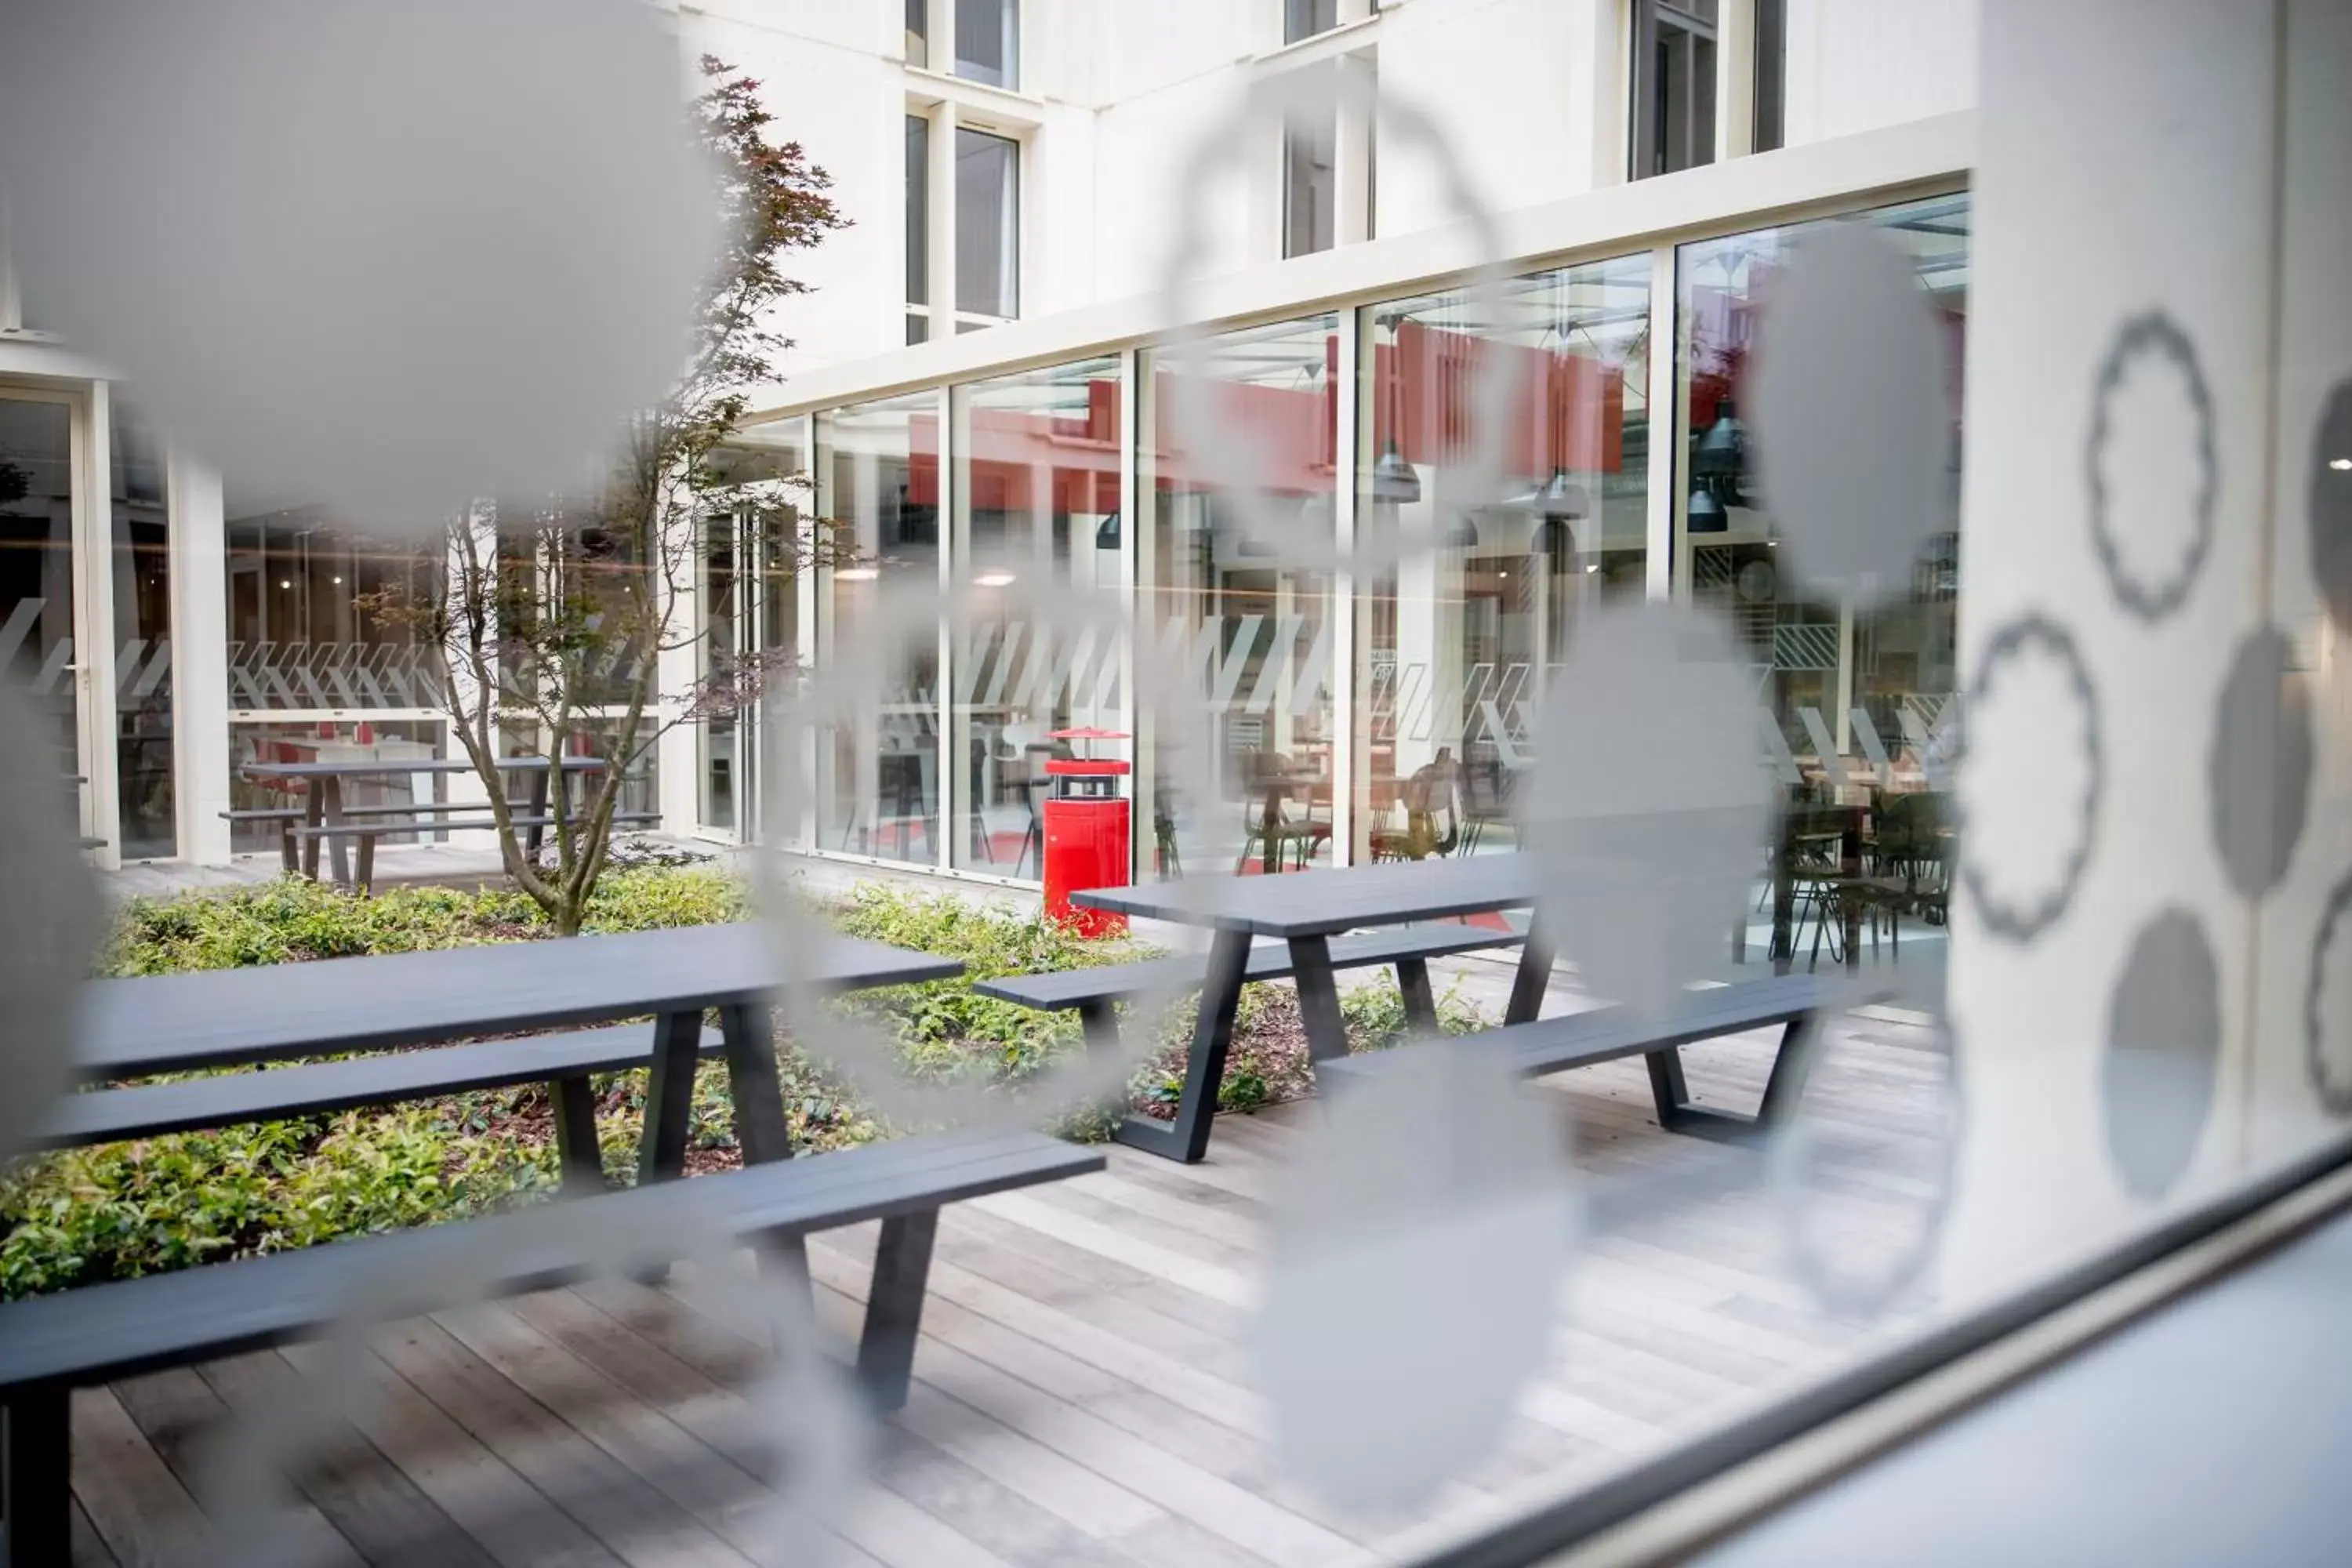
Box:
(1680, 192, 1969, 959)
(223, 497, 444, 713)
(955, 127, 1018, 321)
(1355, 256, 1653, 861)
(904, 0, 928, 68)
(1283, 103, 1337, 260)
(702, 426, 809, 844)
(111, 404, 174, 858)
(954, 0, 1018, 89)
(1285, 0, 1340, 44)
(1646, 0, 1719, 177)
(1144, 314, 1340, 879)
(0, 394, 78, 801)
(906, 113, 930, 318)
(817, 392, 941, 864)
(228, 717, 447, 853)
(949, 356, 1125, 878)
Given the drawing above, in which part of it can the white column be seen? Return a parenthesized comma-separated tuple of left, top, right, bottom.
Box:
(927, 100, 959, 333)
(1718, 0, 1758, 162)
(168, 454, 233, 864)
(655, 505, 699, 837)
(1331, 309, 1360, 865)
(79, 383, 119, 869)
(1946, 0, 2320, 1292)
(1646, 244, 1679, 602)
(1334, 53, 1376, 247)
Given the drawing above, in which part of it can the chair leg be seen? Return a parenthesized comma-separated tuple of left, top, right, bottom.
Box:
(354, 833, 376, 897)
(857, 1209, 940, 1410)
(4, 1386, 70, 1568)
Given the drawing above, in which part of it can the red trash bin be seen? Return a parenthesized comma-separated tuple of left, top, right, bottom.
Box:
(1041, 728, 1131, 938)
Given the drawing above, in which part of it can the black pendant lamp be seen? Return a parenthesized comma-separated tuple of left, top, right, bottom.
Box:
(1687, 481, 1728, 532)
(1370, 311, 1422, 505)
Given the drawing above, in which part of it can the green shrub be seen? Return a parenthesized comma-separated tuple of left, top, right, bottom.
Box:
(1338, 971, 1491, 1053)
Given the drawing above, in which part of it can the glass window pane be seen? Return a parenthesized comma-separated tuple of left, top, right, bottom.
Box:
(814, 392, 940, 865)
(905, 0, 928, 68)
(949, 355, 1126, 878)
(1285, 0, 1340, 45)
(955, 128, 1018, 319)
(110, 402, 174, 858)
(1754, 0, 1787, 152)
(222, 495, 445, 715)
(0, 395, 79, 784)
(1678, 193, 1970, 957)
(1283, 106, 1337, 259)
(1142, 314, 1340, 880)
(702, 425, 810, 845)
(906, 114, 929, 308)
(1354, 256, 1653, 862)
(955, 0, 1018, 90)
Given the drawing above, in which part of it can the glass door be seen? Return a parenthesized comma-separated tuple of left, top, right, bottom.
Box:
(0, 387, 95, 845)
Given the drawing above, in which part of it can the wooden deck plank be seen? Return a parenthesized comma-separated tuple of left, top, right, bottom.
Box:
(106, 1367, 366, 1568)
(71, 1494, 119, 1568)
(364, 1316, 753, 1568)
(277, 1340, 627, 1568)
(197, 1348, 503, 1567)
(69, 1385, 223, 1568)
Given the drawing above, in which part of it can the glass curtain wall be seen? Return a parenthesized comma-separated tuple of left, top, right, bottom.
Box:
(0, 392, 79, 800)
(1355, 254, 1653, 863)
(816, 390, 942, 864)
(1142, 314, 1341, 879)
(702, 423, 810, 843)
(223, 494, 448, 849)
(949, 355, 1125, 877)
(109, 404, 174, 857)
(1679, 192, 1969, 955)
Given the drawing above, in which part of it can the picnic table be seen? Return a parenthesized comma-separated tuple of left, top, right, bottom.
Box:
(237, 754, 616, 886)
(1073, 855, 1554, 1157)
(72, 921, 960, 1181)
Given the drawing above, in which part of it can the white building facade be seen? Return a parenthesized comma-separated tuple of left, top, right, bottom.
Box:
(0, 0, 1977, 873)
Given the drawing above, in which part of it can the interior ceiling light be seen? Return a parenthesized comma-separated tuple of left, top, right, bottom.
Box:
(834, 565, 879, 581)
(973, 570, 1016, 587)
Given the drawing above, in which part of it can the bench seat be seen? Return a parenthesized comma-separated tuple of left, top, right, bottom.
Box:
(1318, 971, 1875, 1142)
(0, 1127, 1103, 1561)
(974, 921, 1522, 1019)
(33, 1022, 720, 1152)
(289, 809, 661, 890)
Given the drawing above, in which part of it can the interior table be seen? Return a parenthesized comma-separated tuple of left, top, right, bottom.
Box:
(1073, 855, 1551, 1160)
(72, 922, 961, 1181)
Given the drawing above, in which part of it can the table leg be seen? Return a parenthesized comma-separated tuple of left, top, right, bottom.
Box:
(2, 1386, 69, 1567)
(301, 779, 324, 879)
(1112, 926, 1250, 1163)
(637, 1009, 706, 1185)
(1841, 821, 1864, 975)
(551, 1074, 604, 1196)
(525, 766, 552, 862)
(1771, 844, 1797, 975)
(718, 1000, 793, 1167)
(1289, 934, 1350, 1065)
(1396, 956, 1439, 1034)
(322, 775, 350, 887)
(1504, 917, 1556, 1025)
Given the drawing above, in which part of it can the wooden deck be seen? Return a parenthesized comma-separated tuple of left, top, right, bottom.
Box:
(61, 998, 1950, 1567)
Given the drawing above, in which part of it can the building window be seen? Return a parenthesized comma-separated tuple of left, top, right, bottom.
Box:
(955, 126, 1019, 323)
(1632, 0, 1719, 180)
(906, 114, 931, 343)
(956, 0, 1018, 91)
(1283, 103, 1338, 259)
(905, 0, 929, 69)
(1753, 0, 1786, 151)
(1285, 0, 1340, 44)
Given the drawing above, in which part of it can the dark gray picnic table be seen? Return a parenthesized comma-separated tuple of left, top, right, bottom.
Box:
(1073, 856, 1554, 1160)
(74, 922, 960, 1181)
(238, 754, 613, 885)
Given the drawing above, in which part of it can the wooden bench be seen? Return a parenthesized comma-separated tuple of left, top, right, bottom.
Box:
(975, 923, 1522, 1154)
(291, 808, 662, 890)
(1316, 972, 1876, 1142)
(0, 1127, 1102, 1562)
(33, 1022, 729, 1196)
(219, 806, 309, 870)
(975, 922, 1523, 1051)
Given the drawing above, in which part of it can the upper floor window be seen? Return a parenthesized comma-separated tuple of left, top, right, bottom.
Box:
(906, 0, 929, 70)
(1753, 0, 1785, 152)
(1283, 103, 1338, 258)
(956, 0, 1019, 91)
(1632, 0, 1719, 179)
(906, 114, 931, 343)
(956, 126, 1019, 321)
(1285, 0, 1340, 44)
